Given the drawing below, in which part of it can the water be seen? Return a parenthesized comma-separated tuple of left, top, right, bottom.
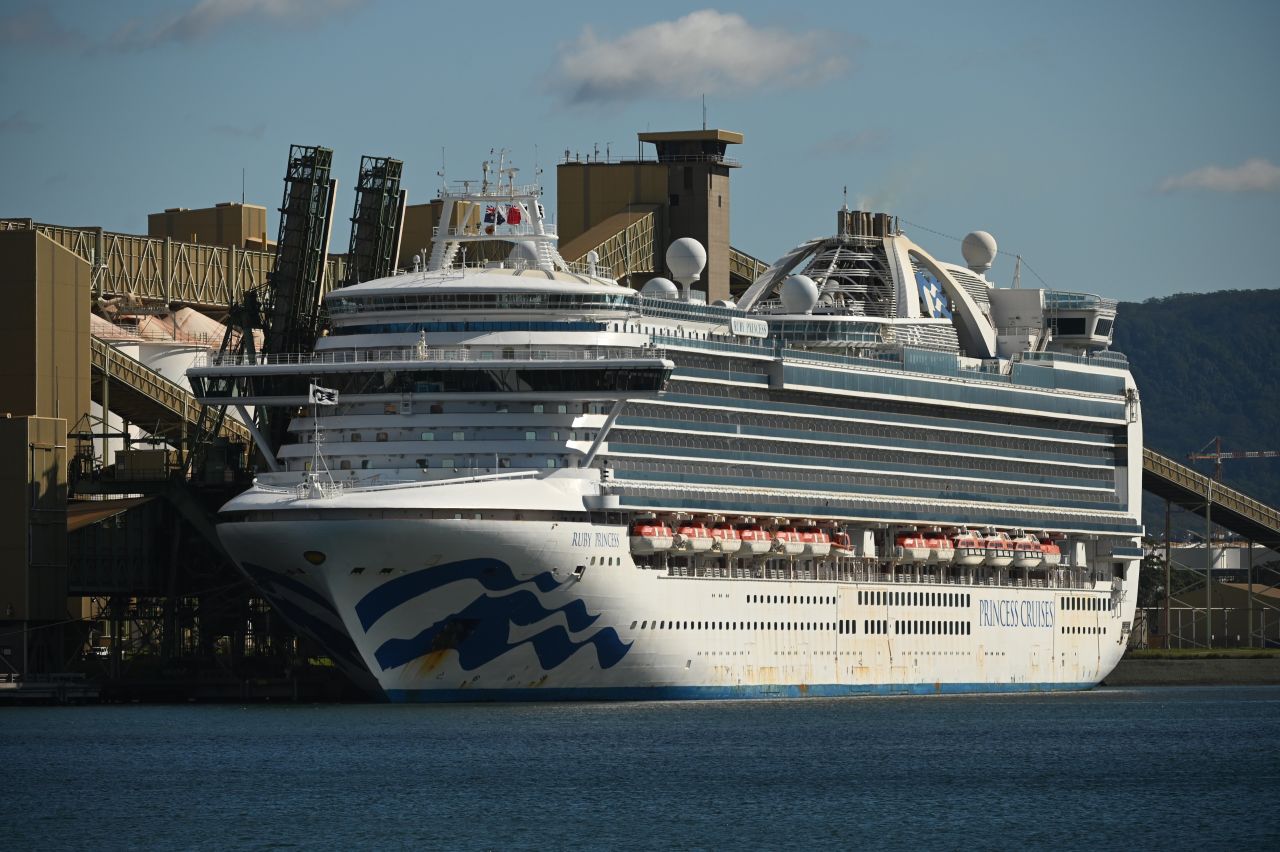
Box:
(3, 686, 1278, 851)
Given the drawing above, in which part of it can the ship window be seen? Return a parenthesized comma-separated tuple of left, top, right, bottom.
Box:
(361, 460, 370, 469)
(533, 404, 545, 414)
(545, 458, 557, 468)
(641, 621, 647, 629)
(351, 433, 362, 442)
(452, 431, 465, 441)
(420, 432, 434, 441)
(376, 432, 388, 442)
(1051, 317, 1088, 336)
(669, 193, 680, 207)
(630, 621, 637, 629)
(415, 459, 426, 468)
(440, 457, 454, 467)
(1095, 318, 1113, 336)
(340, 460, 351, 470)
(557, 404, 568, 414)
(525, 431, 537, 441)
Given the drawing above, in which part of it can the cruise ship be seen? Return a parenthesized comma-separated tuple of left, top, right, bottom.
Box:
(190, 169, 1143, 701)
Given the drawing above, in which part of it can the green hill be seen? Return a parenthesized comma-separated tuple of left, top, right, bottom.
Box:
(1113, 289, 1280, 518)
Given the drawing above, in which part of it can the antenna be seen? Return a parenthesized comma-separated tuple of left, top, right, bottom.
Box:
(702, 94, 707, 130)
(437, 147, 446, 191)
(1012, 254, 1022, 289)
(241, 168, 245, 204)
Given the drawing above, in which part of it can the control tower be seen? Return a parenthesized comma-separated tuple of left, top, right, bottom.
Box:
(557, 129, 743, 303)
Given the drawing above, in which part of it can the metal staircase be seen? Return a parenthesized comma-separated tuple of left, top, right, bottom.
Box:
(90, 335, 251, 448)
(1143, 447, 1280, 547)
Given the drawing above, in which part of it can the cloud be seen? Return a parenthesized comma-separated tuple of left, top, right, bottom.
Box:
(106, 0, 363, 52)
(1159, 158, 1280, 193)
(550, 10, 848, 105)
(810, 129, 887, 157)
(0, 5, 83, 50)
(0, 111, 41, 134)
(211, 122, 267, 139)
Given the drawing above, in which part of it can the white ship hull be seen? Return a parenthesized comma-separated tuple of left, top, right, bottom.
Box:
(218, 480, 1136, 702)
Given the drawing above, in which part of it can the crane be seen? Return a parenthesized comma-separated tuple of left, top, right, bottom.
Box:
(1187, 436, 1280, 481)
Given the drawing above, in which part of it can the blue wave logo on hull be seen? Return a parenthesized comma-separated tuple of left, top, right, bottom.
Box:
(354, 558, 631, 674)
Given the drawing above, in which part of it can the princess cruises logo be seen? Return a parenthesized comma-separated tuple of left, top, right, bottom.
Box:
(915, 270, 953, 319)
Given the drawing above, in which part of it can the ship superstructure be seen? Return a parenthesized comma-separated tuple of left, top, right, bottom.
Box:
(190, 173, 1142, 700)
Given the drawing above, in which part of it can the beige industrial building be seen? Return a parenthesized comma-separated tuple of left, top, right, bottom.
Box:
(0, 230, 88, 674)
(148, 202, 271, 251)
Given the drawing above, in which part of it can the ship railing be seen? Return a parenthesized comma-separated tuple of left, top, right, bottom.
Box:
(198, 344, 666, 368)
(438, 181, 545, 198)
(1044, 291, 1119, 312)
(253, 468, 543, 497)
(434, 223, 558, 240)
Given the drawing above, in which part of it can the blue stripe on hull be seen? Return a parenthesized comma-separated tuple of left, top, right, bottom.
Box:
(384, 681, 1099, 703)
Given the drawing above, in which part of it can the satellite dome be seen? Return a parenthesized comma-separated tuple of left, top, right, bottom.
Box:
(961, 231, 998, 274)
(780, 274, 820, 314)
(506, 241, 539, 266)
(641, 277, 679, 300)
(665, 238, 707, 283)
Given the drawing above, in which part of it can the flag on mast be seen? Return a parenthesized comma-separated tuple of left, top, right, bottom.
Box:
(309, 383, 339, 405)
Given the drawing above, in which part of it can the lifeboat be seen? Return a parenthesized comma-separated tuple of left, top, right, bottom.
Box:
(953, 530, 987, 566)
(830, 530, 856, 556)
(984, 532, 1015, 568)
(929, 533, 956, 564)
(1012, 534, 1043, 569)
(708, 522, 743, 554)
(736, 521, 774, 556)
(673, 520, 714, 553)
(895, 532, 931, 562)
(1039, 537, 1062, 567)
(772, 525, 805, 556)
(628, 519, 674, 553)
(799, 526, 831, 557)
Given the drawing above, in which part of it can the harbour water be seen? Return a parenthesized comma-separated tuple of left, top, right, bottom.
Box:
(3, 686, 1277, 850)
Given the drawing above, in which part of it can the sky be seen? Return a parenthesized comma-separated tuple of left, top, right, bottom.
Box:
(1, 0, 1278, 302)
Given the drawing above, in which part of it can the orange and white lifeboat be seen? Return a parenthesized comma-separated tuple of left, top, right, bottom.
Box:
(708, 522, 743, 554)
(1012, 534, 1043, 569)
(673, 520, 714, 553)
(736, 522, 774, 556)
(798, 526, 831, 557)
(628, 519, 674, 553)
(984, 532, 1015, 568)
(1039, 537, 1063, 567)
(895, 532, 931, 562)
(953, 530, 987, 566)
(830, 530, 857, 556)
(772, 525, 805, 556)
(929, 533, 956, 564)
